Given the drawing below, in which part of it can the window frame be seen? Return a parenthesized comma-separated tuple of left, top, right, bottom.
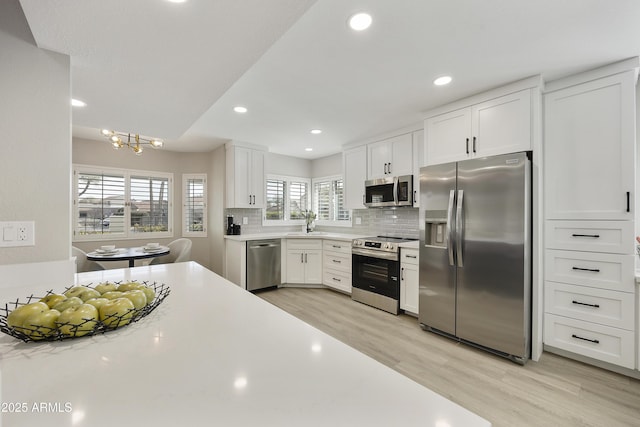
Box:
(263, 174, 311, 226)
(182, 173, 207, 238)
(312, 175, 352, 227)
(73, 164, 174, 242)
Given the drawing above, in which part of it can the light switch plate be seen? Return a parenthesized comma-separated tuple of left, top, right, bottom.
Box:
(0, 221, 35, 247)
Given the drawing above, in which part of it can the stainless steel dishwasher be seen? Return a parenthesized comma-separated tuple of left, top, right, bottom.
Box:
(246, 239, 281, 292)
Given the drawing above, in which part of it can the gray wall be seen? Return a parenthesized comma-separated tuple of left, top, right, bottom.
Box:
(0, 0, 71, 265)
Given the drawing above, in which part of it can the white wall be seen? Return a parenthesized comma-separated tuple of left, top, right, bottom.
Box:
(72, 138, 213, 269)
(0, 1, 71, 267)
(311, 153, 342, 178)
(208, 145, 225, 275)
(266, 152, 312, 177)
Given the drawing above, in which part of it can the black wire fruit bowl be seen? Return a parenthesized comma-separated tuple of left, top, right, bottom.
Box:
(0, 281, 170, 342)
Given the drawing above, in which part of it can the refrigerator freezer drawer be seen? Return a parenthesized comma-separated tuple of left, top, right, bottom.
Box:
(544, 249, 635, 293)
(544, 281, 634, 330)
(544, 313, 635, 369)
(545, 220, 634, 254)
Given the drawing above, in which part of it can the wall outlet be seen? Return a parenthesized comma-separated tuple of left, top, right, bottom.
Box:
(0, 221, 35, 247)
(355, 217, 362, 225)
(242, 217, 248, 225)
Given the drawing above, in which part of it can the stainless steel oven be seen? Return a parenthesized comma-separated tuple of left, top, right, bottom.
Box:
(351, 236, 416, 315)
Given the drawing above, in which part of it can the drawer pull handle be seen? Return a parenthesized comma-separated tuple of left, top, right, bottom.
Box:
(571, 334, 599, 344)
(332, 259, 342, 263)
(332, 245, 341, 248)
(333, 277, 342, 282)
(405, 255, 417, 259)
(572, 267, 600, 273)
(572, 300, 600, 308)
(571, 233, 600, 238)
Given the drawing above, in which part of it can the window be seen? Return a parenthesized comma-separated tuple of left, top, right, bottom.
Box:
(183, 174, 207, 237)
(313, 176, 351, 226)
(73, 165, 173, 241)
(264, 175, 310, 225)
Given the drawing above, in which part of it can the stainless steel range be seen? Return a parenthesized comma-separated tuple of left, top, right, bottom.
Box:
(351, 236, 417, 315)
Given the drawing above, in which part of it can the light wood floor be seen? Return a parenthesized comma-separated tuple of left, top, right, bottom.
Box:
(258, 287, 640, 427)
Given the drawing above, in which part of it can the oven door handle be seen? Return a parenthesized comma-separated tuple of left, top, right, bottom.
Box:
(352, 247, 399, 261)
(393, 176, 399, 205)
(447, 189, 456, 266)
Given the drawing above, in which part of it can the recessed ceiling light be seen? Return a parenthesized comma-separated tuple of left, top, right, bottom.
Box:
(348, 13, 372, 31)
(305, 148, 313, 152)
(310, 129, 322, 134)
(433, 76, 453, 86)
(233, 106, 248, 113)
(166, 0, 187, 3)
(71, 98, 86, 107)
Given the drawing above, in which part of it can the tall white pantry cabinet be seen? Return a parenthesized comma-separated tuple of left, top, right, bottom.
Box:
(543, 59, 639, 371)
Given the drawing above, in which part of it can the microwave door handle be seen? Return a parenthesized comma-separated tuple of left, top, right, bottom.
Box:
(447, 190, 455, 266)
(456, 190, 464, 267)
(393, 176, 399, 205)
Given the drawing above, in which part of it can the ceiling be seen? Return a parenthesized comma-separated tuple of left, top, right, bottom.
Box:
(19, 0, 640, 159)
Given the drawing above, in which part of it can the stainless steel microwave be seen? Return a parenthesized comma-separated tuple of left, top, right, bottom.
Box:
(364, 175, 413, 208)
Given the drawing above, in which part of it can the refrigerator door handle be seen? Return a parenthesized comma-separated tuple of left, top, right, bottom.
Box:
(447, 189, 456, 266)
(456, 190, 464, 267)
(393, 176, 399, 205)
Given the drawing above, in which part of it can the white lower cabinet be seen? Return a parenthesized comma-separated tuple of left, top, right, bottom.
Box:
(544, 313, 635, 369)
(400, 248, 419, 315)
(286, 239, 322, 284)
(323, 240, 352, 293)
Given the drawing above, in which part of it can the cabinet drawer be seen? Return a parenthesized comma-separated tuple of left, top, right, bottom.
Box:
(545, 220, 634, 254)
(323, 240, 352, 254)
(544, 281, 634, 330)
(323, 252, 351, 274)
(287, 239, 322, 250)
(400, 248, 419, 265)
(544, 313, 635, 369)
(544, 250, 634, 292)
(323, 269, 352, 293)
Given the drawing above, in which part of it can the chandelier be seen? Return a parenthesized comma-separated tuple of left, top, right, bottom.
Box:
(100, 129, 164, 155)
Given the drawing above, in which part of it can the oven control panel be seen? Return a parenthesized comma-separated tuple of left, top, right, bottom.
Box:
(352, 239, 396, 252)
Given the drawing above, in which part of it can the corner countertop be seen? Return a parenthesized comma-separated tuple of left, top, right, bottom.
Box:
(399, 240, 419, 249)
(0, 262, 490, 427)
(224, 232, 367, 242)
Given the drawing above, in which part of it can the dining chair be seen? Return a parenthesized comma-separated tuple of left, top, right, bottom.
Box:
(72, 246, 105, 273)
(149, 238, 192, 265)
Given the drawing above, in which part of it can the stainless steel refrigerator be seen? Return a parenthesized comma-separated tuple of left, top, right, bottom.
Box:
(419, 151, 531, 363)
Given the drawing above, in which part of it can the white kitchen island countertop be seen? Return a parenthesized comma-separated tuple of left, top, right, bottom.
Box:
(0, 262, 490, 427)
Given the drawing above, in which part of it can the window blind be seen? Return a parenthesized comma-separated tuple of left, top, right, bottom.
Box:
(130, 175, 170, 234)
(289, 181, 309, 220)
(184, 175, 206, 234)
(76, 171, 125, 236)
(266, 179, 285, 220)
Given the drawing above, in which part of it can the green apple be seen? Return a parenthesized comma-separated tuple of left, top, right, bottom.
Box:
(64, 286, 93, 299)
(116, 282, 145, 292)
(7, 302, 49, 329)
(141, 287, 155, 306)
(52, 296, 83, 312)
(121, 290, 147, 310)
(76, 288, 101, 302)
(20, 309, 61, 340)
(94, 283, 117, 294)
(39, 293, 67, 308)
(101, 291, 124, 300)
(84, 297, 109, 310)
(99, 297, 135, 328)
(57, 304, 99, 337)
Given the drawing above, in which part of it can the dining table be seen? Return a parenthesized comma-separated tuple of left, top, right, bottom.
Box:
(86, 246, 170, 267)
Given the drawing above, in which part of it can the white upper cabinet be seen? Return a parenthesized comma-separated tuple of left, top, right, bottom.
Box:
(226, 143, 265, 209)
(544, 71, 636, 220)
(424, 89, 532, 166)
(367, 133, 413, 179)
(343, 145, 367, 210)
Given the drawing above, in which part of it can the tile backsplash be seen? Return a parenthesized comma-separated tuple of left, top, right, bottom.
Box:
(224, 207, 419, 239)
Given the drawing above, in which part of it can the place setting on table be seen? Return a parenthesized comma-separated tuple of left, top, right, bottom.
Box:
(87, 243, 170, 267)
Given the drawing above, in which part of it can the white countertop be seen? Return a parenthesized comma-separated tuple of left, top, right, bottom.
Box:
(399, 240, 419, 249)
(0, 262, 489, 427)
(224, 231, 367, 242)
